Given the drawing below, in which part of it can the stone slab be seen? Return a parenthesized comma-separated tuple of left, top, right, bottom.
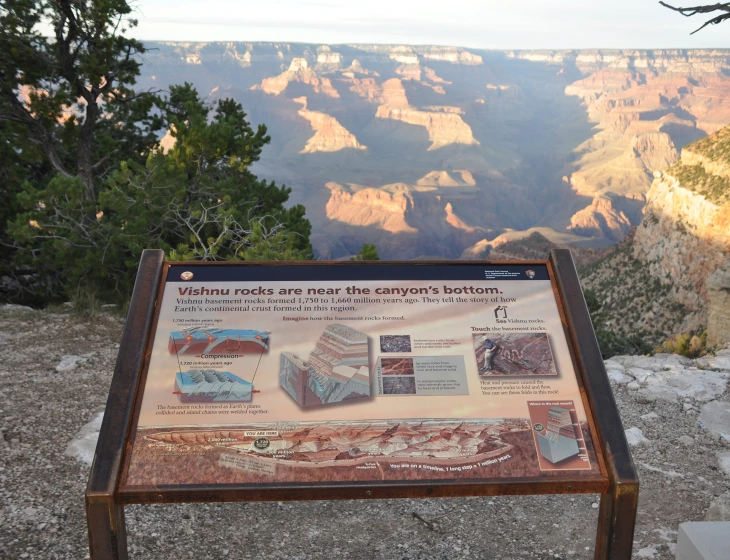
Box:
(676, 522, 730, 560)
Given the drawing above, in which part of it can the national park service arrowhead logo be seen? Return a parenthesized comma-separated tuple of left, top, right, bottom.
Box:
(525, 269, 536, 279)
(180, 271, 194, 281)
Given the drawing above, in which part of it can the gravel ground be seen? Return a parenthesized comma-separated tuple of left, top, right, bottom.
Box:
(1, 305, 729, 559)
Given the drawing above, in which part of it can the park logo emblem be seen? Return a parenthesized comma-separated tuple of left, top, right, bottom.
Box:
(180, 271, 194, 281)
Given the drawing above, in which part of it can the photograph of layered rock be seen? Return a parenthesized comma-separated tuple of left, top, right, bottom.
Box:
(381, 358, 415, 376)
(280, 324, 371, 407)
(168, 327, 270, 355)
(382, 376, 417, 394)
(174, 370, 253, 403)
(473, 333, 557, 376)
(380, 335, 412, 353)
(125, 417, 606, 487)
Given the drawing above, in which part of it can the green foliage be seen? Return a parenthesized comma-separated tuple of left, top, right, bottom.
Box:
(0, 0, 163, 193)
(351, 243, 380, 261)
(594, 329, 654, 360)
(1, 0, 164, 304)
(583, 288, 653, 359)
(666, 125, 730, 205)
(2, 2, 312, 306)
(9, 84, 313, 305)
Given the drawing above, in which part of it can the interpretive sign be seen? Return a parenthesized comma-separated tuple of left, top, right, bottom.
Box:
(86, 251, 639, 560)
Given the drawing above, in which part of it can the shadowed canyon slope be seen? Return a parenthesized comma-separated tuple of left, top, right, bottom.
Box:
(137, 44, 730, 258)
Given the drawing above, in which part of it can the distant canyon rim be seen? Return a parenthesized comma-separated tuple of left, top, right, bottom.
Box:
(138, 44, 730, 259)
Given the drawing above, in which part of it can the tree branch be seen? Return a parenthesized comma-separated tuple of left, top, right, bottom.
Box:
(660, 2, 730, 33)
(0, 91, 72, 178)
(92, 149, 119, 171)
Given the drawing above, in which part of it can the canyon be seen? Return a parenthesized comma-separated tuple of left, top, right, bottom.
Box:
(137, 43, 730, 259)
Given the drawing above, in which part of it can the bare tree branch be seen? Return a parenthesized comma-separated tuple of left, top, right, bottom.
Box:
(660, 2, 730, 33)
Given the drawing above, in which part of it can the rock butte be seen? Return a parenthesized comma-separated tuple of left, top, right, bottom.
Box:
(255, 57, 340, 98)
(293, 97, 365, 153)
(375, 79, 478, 150)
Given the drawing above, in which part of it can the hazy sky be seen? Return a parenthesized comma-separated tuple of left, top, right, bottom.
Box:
(125, 0, 730, 49)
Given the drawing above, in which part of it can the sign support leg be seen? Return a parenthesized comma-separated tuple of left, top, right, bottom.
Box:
(87, 497, 128, 560)
(594, 481, 639, 559)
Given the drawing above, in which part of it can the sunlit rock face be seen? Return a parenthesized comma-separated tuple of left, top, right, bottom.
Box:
(294, 97, 365, 153)
(568, 195, 632, 242)
(633, 156, 730, 330)
(581, 125, 730, 338)
(255, 57, 340, 98)
(374, 79, 478, 150)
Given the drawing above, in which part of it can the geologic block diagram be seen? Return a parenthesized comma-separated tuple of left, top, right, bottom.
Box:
(280, 324, 371, 407)
(536, 406, 580, 463)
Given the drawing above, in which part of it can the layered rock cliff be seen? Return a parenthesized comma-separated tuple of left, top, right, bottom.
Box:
(582, 126, 730, 342)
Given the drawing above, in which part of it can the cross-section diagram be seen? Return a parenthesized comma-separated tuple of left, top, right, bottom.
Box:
(169, 328, 270, 355)
(174, 369, 253, 402)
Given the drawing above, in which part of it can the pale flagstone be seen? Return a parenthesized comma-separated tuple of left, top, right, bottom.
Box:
(699, 401, 730, 442)
(65, 410, 105, 466)
(637, 368, 728, 402)
(606, 367, 633, 385)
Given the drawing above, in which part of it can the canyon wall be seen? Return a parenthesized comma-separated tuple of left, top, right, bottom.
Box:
(582, 126, 730, 340)
(137, 43, 730, 259)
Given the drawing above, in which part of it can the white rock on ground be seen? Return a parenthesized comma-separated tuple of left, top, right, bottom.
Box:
(0, 303, 34, 312)
(706, 492, 730, 521)
(699, 400, 730, 442)
(625, 427, 650, 446)
(697, 347, 730, 371)
(55, 354, 91, 372)
(718, 451, 730, 477)
(65, 410, 105, 466)
(605, 354, 729, 402)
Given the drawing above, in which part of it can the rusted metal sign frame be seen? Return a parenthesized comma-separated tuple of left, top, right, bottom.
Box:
(85, 248, 638, 559)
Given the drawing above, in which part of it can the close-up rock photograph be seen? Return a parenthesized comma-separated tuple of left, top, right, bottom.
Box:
(1, 1, 729, 558)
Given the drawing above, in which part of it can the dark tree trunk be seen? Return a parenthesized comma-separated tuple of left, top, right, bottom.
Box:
(78, 100, 97, 202)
